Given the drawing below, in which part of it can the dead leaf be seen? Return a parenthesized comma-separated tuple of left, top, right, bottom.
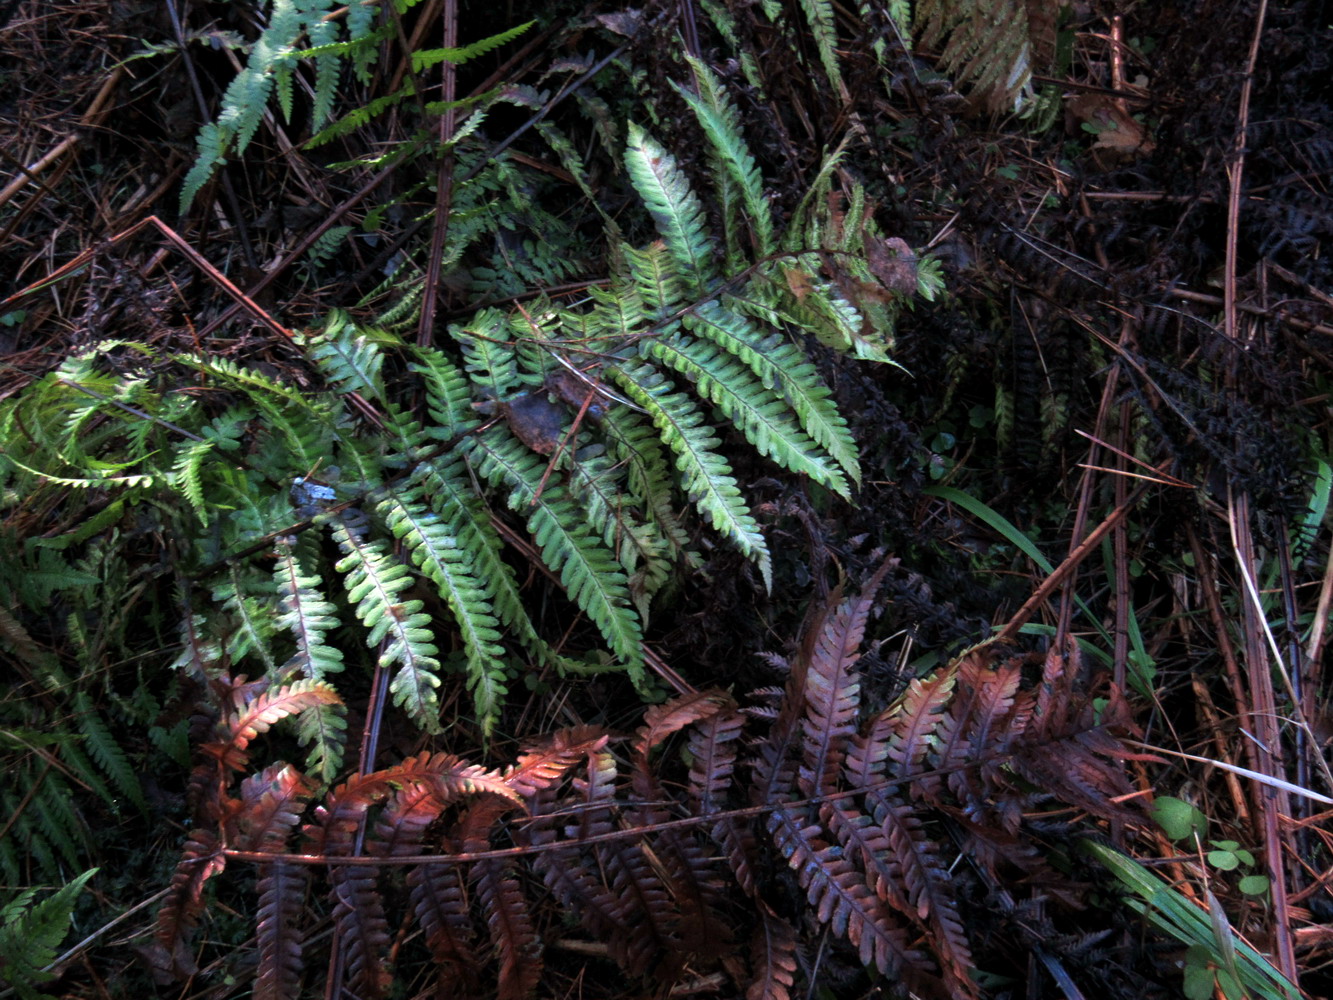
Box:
(500, 392, 567, 455)
(865, 236, 919, 295)
(1066, 94, 1155, 160)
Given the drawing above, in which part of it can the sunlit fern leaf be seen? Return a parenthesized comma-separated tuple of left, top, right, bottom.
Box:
(624, 124, 717, 297)
(209, 677, 343, 775)
(376, 485, 510, 736)
(688, 298, 860, 484)
(327, 511, 443, 732)
(675, 55, 776, 261)
(643, 335, 851, 499)
(609, 360, 772, 590)
(413, 455, 568, 673)
(409, 345, 482, 441)
(463, 427, 646, 689)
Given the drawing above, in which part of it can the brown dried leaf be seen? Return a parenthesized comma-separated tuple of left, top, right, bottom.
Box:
(500, 392, 567, 455)
(865, 236, 919, 295)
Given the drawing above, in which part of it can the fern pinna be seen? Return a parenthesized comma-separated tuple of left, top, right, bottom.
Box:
(146, 562, 1143, 999)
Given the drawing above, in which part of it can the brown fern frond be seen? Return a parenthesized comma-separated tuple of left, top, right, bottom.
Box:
(408, 861, 480, 992)
(254, 861, 307, 1000)
(203, 678, 342, 774)
(522, 732, 629, 960)
(688, 709, 758, 895)
(630, 691, 736, 955)
(582, 746, 682, 975)
(144, 827, 227, 983)
(235, 765, 315, 1000)
(884, 670, 957, 777)
(504, 726, 610, 801)
(765, 807, 929, 981)
(475, 859, 542, 1000)
(867, 791, 977, 998)
(234, 763, 316, 851)
(373, 779, 483, 989)
(634, 689, 735, 764)
(330, 862, 392, 999)
(306, 754, 517, 998)
(745, 906, 798, 1000)
(799, 559, 891, 799)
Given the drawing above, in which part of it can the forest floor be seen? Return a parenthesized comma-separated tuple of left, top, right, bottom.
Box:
(2, 2, 1332, 999)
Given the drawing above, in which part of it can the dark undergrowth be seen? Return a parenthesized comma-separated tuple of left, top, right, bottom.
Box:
(1, 2, 1331, 999)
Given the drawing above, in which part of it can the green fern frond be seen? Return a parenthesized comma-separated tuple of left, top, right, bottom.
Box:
(687, 298, 860, 483)
(411, 21, 534, 73)
(463, 427, 646, 688)
(409, 345, 480, 441)
(609, 361, 771, 589)
(180, 123, 228, 210)
(624, 124, 716, 296)
(0, 868, 97, 1000)
(272, 533, 347, 782)
(599, 408, 697, 564)
(182, 0, 353, 208)
(413, 456, 566, 673)
(643, 335, 851, 499)
(558, 441, 672, 616)
(73, 692, 147, 813)
(622, 242, 686, 318)
(272, 533, 346, 682)
(798, 0, 845, 93)
(377, 485, 510, 736)
(306, 80, 416, 148)
(454, 310, 522, 398)
(305, 311, 397, 403)
(214, 565, 279, 674)
(328, 511, 443, 731)
(675, 55, 776, 261)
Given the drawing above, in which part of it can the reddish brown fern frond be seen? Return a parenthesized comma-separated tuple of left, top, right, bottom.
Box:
(407, 860, 480, 994)
(202, 678, 341, 774)
(766, 806, 934, 984)
(144, 827, 227, 983)
(236, 765, 315, 1000)
(687, 708, 757, 894)
(799, 559, 890, 799)
(475, 858, 542, 1000)
(631, 690, 736, 956)
(254, 860, 307, 1000)
(746, 905, 798, 1000)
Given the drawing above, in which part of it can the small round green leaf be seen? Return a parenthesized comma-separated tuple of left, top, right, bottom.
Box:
(1238, 874, 1270, 896)
(1152, 796, 1207, 841)
(1207, 849, 1240, 871)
